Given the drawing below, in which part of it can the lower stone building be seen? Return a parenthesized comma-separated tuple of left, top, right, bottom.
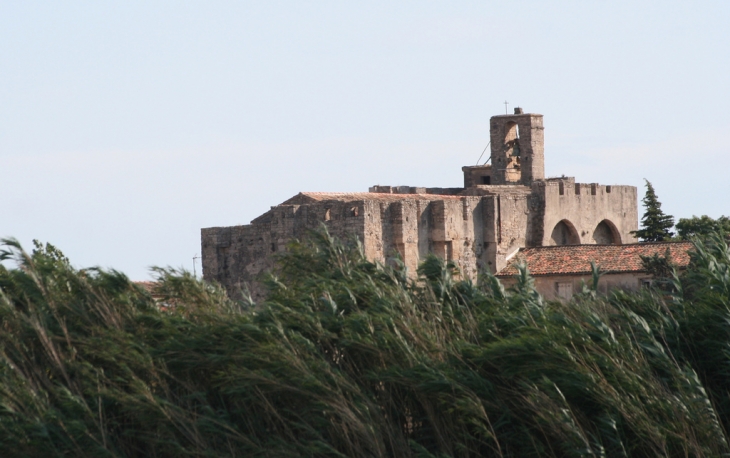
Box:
(495, 241, 693, 301)
(202, 109, 639, 300)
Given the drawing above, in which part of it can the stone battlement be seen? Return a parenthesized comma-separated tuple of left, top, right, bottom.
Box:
(367, 186, 464, 195)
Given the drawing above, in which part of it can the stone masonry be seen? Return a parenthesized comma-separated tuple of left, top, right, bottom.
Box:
(201, 110, 638, 300)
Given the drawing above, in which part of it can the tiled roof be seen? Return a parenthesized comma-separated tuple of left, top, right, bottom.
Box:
(282, 192, 465, 205)
(495, 242, 693, 277)
(134, 281, 156, 292)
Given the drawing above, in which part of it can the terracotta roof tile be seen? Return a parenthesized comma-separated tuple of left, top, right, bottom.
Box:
(134, 281, 159, 294)
(495, 242, 693, 277)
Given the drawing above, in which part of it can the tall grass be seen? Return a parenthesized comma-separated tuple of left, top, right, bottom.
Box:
(0, 231, 729, 457)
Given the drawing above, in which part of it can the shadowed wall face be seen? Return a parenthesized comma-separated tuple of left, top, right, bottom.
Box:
(593, 220, 621, 244)
(550, 220, 580, 246)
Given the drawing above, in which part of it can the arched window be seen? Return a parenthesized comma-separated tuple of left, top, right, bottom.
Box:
(504, 121, 519, 142)
(502, 122, 521, 181)
(550, 220, 580, 246)
(592, 220, 621, 245)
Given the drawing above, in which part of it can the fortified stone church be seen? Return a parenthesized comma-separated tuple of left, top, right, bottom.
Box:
(202, 109, 638, 299)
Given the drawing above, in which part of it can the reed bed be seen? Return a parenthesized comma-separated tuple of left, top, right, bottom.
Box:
(0, 231, 729, 457)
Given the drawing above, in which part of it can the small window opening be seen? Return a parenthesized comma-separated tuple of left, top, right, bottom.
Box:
(350, 207, 359, 217)
(556, 282, 573, 300)
(324, 208, 331, 221)
(271, 243, 276, 252)
(591, 184, 597, 195)
(481, 176, 491, 185)
(504, 122, 520, 143)
(606, 185, 612, 193)
(559, 182, 564, 195)
(575, 184, 581, 195)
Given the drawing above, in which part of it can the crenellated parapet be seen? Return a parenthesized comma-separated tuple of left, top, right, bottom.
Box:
(536, 177, 638, 247)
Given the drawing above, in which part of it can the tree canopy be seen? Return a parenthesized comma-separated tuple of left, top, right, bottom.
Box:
(632, 179, 675, 242)
(676, 214, 730, 240)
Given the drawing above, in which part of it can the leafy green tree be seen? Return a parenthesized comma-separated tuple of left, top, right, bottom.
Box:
(676, 215, 730, 240)
(632, 179, 675, 242)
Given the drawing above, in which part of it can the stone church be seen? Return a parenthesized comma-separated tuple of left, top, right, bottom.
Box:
(201, 109, 638, 299)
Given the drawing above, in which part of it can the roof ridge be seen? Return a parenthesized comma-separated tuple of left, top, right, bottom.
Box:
(496, 242, 693, 277)
(519, 241, 692, 251)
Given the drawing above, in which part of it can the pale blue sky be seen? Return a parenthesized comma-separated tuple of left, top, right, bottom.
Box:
(2, 1, 729, 279)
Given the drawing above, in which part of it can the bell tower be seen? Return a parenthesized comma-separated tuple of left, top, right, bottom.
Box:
(489, 108, 544, 185)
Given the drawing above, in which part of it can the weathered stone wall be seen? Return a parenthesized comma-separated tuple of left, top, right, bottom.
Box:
(201, 200, 366, 300)
(460, 185, 533, 273)
(202, 180, 638, 298)
(362, 196, 484, 280)
(499, 272, 650, 301)
(462, 165, 492, 187)
(488, 191, 532, 273)
(539, 179, 638, 246)
(203, 193, 500, 298)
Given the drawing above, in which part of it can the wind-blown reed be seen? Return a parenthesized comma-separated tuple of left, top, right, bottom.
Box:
(0, 231, 729, 457)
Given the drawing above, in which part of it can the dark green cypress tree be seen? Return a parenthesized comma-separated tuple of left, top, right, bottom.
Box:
(632, 179, 675, 242)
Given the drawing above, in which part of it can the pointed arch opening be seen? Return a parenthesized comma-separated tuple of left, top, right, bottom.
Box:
(504, 121, 520, 142)
(550, 219, 580, 246)
(502, 121, 521, 182)
(592, 219, 621, 245)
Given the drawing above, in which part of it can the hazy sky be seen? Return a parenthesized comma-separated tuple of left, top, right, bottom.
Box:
(2, 1, 729, 279)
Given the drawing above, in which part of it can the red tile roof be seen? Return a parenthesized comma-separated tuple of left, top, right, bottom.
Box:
(282, 192, 465, 204)
(495, 242, 693, 277)
(134, 281, 157, 293)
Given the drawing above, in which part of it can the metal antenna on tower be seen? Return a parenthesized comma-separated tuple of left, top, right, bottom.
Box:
(504, 100, 509, 114)
(193, 254, 200, 277)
